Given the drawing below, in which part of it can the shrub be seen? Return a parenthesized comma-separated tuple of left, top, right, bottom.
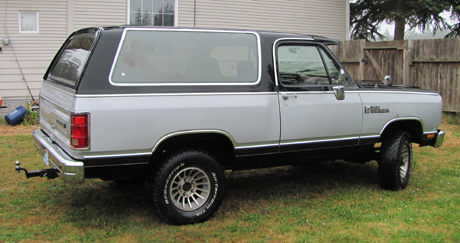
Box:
(443, 112, 460, 125)
(23, 108, 39, 126)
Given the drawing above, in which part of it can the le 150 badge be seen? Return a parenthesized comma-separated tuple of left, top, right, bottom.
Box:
(364, 106, 390, 114)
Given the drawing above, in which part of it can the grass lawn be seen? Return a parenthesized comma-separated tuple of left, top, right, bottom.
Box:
(0, 121, 459, 242)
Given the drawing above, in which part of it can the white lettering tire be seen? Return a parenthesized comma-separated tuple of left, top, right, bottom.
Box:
(147, 150, 225, 224)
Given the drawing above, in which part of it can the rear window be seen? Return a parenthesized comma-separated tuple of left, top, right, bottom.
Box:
(110, 29, 260, 85)
(48, 33, 95, 87)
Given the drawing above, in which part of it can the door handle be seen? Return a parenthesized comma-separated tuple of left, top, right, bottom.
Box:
(282, 94, 297, 100)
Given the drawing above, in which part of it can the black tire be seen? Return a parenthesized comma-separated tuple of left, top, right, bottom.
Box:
(146, 150, 225, 225)
(378, 130, 413, 191)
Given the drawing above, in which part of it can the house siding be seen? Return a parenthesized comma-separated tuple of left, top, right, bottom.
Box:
(0, 0, 68, 101)
(0, 0, 127, 110)
(72, 0, 127, 31)
(1, 0, 348, 114)
(177, 0, 348, 40)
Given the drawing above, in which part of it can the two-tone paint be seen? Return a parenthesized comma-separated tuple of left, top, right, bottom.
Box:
(34, 27, 444, 183)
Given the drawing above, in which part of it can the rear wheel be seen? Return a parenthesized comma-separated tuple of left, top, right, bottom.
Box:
(146, 150, 225, 225)
(378, 130, 413, 191)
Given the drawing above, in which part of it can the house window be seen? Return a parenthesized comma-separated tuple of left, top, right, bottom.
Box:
(129, 0, 175, 26)
(19, 12, 39, 33)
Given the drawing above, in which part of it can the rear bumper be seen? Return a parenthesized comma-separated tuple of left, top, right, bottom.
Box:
(33, 129, 85, 183)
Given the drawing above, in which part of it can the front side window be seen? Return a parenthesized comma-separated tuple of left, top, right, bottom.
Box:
(278, 45, 335, 86)
(319, 48, 341, 85)
(129, 0, 175, 26)
(19, 12, 39, 33)
(110, 30, 259, 85)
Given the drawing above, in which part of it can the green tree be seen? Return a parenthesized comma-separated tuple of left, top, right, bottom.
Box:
(445, 4, 460, 38)
(350, 0, 460, 40)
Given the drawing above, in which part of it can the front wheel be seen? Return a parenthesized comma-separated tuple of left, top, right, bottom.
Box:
(378, 130, 413, 191)
(147, 150, 225, 225)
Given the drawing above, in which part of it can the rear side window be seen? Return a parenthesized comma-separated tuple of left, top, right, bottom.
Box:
(110, 29, 260, 85)
(48, 33, 95, 87)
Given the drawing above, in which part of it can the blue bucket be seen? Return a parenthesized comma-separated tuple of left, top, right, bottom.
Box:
(5, 106, 28, 126)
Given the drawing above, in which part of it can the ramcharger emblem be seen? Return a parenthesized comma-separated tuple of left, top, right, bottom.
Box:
(364, 106, 390, 114)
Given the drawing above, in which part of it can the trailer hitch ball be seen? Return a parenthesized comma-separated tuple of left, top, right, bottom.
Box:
(15, 161, 21, 173)
(15, 161, 30, 175)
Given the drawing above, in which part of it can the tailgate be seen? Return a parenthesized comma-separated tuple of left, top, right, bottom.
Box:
(39, 28, 98, 152)
(39, 83, 75, 150)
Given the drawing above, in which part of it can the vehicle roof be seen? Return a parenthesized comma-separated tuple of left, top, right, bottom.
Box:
(78, 26, 340, 45)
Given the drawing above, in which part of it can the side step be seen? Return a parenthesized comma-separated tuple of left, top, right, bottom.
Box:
(15, 161, 59, 179)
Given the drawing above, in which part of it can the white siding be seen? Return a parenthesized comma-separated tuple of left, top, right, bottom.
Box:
(0, 0, 127, 102)
(178, 0, 348, 40)
(72, 0, 127, 31)
(0, 0, 68, 100)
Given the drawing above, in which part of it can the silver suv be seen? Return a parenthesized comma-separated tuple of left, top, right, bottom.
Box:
(16, 27, 445, 224)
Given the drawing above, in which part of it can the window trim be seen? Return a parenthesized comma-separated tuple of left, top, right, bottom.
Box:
(274, 38, 356, 91)
(19, 11, 39, 34)
(46, 30, 100, 89)
(318, 47, 341, 85)
(272, 38, 315, 87)
(108, 28, 262, 86)
(127, 0, 178, 27)
(275, 40, 337, 89)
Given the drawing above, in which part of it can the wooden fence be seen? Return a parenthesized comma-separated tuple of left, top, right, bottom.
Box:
(332, 38, 460, 112)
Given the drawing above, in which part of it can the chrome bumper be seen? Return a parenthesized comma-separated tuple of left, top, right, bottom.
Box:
(433, 129, 445, 148)
(33, 129, 85, 183)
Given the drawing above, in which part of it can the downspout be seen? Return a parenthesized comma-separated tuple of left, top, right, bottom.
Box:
(3, 0, 36, 102)
(193, 0, 196, 27)
(346, 0, 350, 40)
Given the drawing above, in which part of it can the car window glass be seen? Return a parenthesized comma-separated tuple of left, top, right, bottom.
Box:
(110, 30, 259, 84)
(210, 46, 257, 81)
(277, 45, 330, 86)
(319, 48, 341, 85)
(48, 34, 95, 88)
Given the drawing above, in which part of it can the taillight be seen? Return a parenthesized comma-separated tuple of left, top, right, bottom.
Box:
(71, 114, 89, 149)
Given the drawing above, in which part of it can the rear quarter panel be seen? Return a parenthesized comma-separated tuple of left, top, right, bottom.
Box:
(74, 93, 280, 157)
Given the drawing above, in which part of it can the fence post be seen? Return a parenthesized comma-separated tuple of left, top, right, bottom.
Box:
(359, 39, 366, 81)
(402, 40, 411, 86)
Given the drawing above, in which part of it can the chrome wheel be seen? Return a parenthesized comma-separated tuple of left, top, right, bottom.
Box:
(399, 144, 410, 181)
(169, 167, 211, 211)
(379, 130, 413, 191)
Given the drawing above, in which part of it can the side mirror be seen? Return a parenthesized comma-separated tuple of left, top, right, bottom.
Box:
(333, 69, 346, 100)
(337, 69, 347, 86)
(333, 86, 345, 100)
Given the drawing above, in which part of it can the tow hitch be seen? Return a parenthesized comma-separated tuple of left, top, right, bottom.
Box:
(15, 161, 59, 179)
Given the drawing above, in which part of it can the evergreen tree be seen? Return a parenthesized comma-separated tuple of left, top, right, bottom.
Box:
(350, 0, 460, 40)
